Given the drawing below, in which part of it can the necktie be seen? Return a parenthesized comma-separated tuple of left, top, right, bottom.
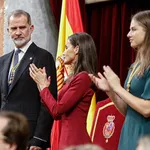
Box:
(14, 49, 21, 67)
(8, 49, 21, 86)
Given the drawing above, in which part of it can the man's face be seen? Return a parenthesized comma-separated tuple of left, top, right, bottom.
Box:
(7, 15, 34, 48)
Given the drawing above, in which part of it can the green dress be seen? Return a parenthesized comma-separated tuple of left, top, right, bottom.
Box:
(118, 65, 150, 150)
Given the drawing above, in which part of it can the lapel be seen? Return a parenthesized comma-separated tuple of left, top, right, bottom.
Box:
(1, 51, 14, 96)
(7, 43, 37, 95)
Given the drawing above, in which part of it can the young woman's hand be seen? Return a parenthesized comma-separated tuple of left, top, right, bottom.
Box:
(89, 72, 110, 92)
(103, 65, 121, 91)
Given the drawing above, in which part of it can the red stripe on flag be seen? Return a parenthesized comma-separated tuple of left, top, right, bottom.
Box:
(66, 0, 84, 33)
(51, 1, 84, 150)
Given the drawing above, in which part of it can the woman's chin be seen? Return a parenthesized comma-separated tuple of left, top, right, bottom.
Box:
(64, 60, 70, 65)
(130, 44, 137, 49)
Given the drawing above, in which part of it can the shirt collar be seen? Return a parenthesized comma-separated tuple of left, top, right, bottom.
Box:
(15, 40, 33, 53)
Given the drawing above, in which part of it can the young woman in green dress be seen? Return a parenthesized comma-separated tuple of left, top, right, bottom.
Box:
(89, 10, 150, 150)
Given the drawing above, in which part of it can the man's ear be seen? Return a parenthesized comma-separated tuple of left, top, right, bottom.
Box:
(30, 24, 34, 33)
(7, 27, 12, 37)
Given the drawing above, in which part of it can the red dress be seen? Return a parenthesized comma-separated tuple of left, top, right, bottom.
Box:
(40, 72, 94, 150)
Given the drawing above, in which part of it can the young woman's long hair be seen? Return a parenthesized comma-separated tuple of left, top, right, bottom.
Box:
(133, 10, 150, 75)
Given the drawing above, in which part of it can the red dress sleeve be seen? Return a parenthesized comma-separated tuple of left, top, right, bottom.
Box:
(40, 72, 92, 118)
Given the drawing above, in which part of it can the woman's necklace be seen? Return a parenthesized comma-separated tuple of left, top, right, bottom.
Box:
(126, 63, 140, 92)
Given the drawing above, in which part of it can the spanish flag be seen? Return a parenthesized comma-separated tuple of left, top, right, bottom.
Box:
(51, 0, 96, 149)
(56, 0, 84, 92)
(51, 1, 84, 149)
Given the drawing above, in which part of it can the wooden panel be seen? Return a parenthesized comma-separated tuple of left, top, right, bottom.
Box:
(0, 0, 4, 56)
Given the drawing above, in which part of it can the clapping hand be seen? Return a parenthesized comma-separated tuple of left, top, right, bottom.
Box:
(89, 65, 121, 93)
(103, 65, 121, 91)
(89, 72, 110, 92)
(29, 63, 50, 91)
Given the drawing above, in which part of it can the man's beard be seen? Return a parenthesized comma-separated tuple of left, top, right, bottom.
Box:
(13, 36, 30, 48)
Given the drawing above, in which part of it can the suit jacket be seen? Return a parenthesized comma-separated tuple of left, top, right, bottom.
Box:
(39, 72, 93, 150)
(0, 42, 57, 148)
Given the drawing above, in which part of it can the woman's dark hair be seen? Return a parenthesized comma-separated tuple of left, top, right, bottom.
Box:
(68, 32, 97, 76)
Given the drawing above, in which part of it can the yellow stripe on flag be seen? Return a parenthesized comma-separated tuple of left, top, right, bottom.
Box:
(51, 0, 96, 149)
(87, 93, 96, 135)
(56, 0, 73, 59)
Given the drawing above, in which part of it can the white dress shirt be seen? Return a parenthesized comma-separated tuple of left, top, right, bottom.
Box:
(8, 40, 33, 78)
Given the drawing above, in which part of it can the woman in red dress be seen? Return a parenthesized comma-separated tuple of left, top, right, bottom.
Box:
(29, 32, 97, 150)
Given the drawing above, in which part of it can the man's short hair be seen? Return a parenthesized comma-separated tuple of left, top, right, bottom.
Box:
(0, 111, 29, 150)
(8, 9, 31, 25)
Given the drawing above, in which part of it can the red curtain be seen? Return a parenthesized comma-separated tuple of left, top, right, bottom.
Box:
(49, 0, 62, 28)
(85, 1, 134, 100)
(49, 0, 150, 101)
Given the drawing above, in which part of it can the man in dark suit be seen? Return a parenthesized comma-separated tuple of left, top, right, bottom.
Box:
(0, 10, 57, 150)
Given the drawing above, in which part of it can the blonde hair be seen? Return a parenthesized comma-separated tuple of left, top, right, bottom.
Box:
(132, 10, 150, 75)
